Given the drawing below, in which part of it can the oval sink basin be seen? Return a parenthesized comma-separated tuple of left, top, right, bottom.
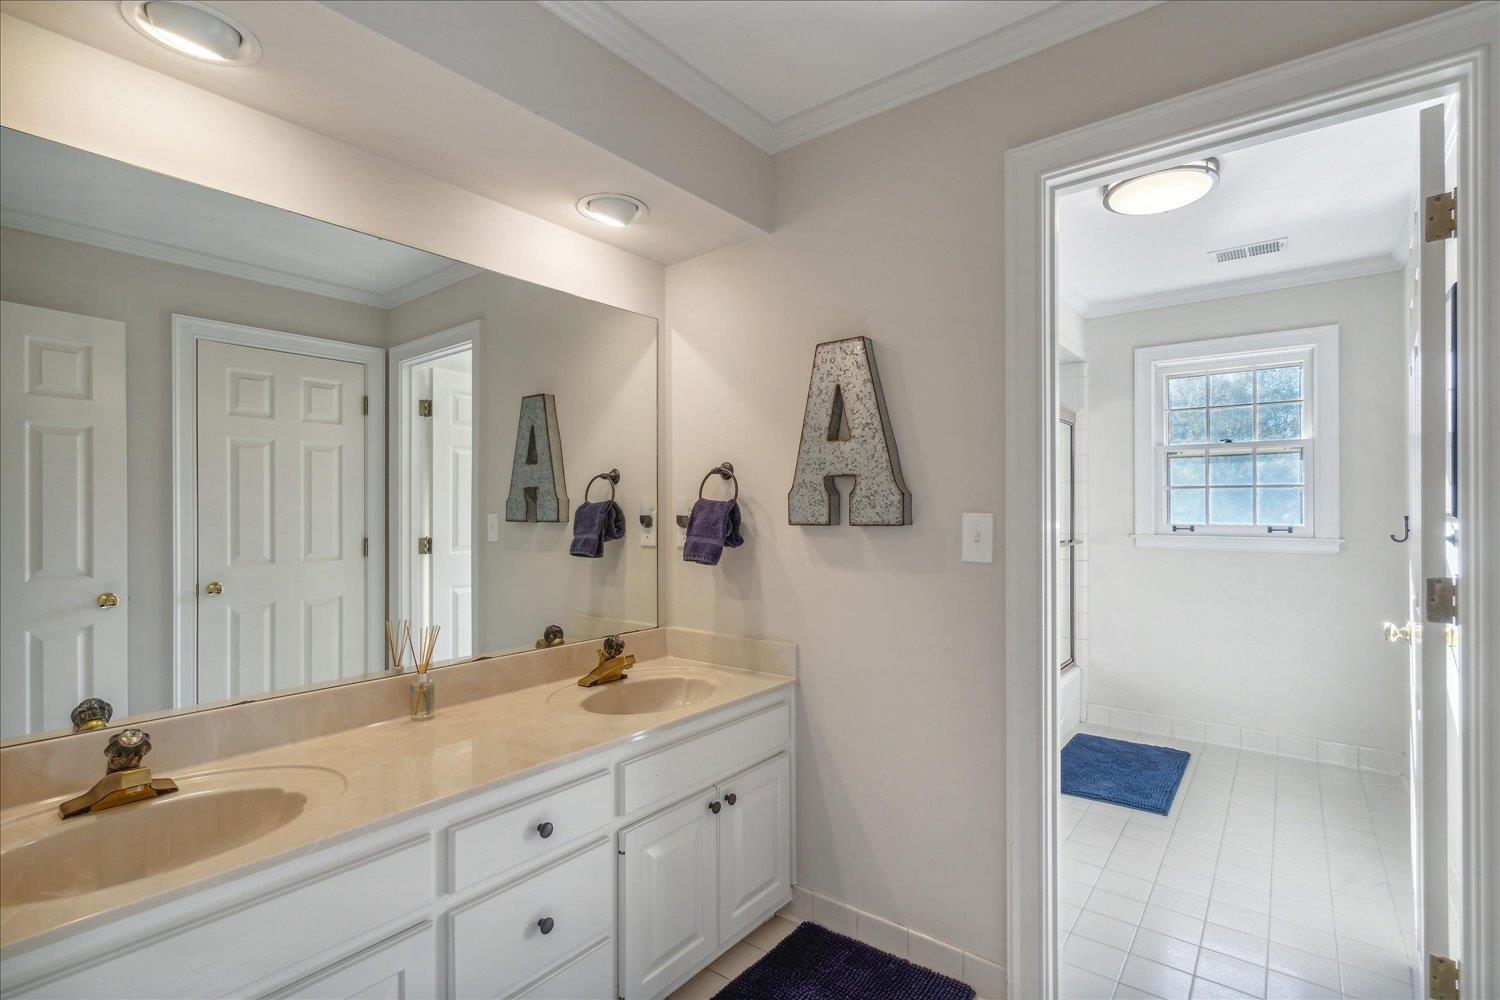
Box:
(1, 766, 344, 906)
(579, 676, 715, 715)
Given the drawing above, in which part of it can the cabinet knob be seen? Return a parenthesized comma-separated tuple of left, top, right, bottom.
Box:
(537, 917, 555, 935)
(724, 793, 737, 806)
(708, 800, 721, 814)
(537, 821, 554, 839)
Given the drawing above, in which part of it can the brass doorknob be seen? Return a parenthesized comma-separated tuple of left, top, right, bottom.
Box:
(97, 592, 119, 609)
(1383, 621, 1419, 644)
(204, 582, 224, 597)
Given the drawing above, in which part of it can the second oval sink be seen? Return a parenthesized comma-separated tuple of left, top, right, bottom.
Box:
(579, 676, 715, 715)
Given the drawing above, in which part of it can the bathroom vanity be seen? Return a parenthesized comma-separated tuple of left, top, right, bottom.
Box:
(0, 657, 796, 1000)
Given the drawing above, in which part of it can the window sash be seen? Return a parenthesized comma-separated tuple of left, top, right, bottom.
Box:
(1156, 440, 1315, 535)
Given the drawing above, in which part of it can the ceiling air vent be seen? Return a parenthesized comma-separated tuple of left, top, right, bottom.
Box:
(1209, 237, 1288, 263)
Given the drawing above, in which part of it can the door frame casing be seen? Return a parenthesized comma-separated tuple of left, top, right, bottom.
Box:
(171, 314, 386, 709)
(387, 321, 481, 655)
(1002, 6, 1497, 997)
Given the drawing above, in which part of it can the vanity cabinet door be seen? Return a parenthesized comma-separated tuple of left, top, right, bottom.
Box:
(618, 790, 719, 999)
(717, 754, 791, 944)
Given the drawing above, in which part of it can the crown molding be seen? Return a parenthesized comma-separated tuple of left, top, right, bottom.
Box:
(538, 0, 776, 151)
(540, 1, 1162, 154)
(383, 260, 483, 308)
(771, 1, 1163, 152)
(2, 208, 474, 310)
(1080, 252, 1405, 319)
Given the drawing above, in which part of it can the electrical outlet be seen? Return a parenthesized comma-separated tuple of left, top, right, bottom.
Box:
(962, 512, 994, 563)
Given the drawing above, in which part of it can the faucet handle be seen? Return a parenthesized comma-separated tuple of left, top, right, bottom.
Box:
(105, 729, 153, 773)
(603, 635, 624, 658)
(71, 697, 114, 733)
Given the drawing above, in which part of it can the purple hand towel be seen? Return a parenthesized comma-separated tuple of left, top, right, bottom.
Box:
(570, 500, 625, 558)
(683, 498, 744, 565)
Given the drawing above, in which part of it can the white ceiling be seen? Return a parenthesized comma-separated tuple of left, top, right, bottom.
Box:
(543, 0, 1161, 152)
(0, 127, 475, 309)
(1057, 105, 1423, 317)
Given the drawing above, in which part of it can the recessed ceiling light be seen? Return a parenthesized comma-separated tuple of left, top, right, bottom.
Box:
(576, 194, 647, 229)
(121, 1, 262, 65)
(1103, 158, 1220, 215)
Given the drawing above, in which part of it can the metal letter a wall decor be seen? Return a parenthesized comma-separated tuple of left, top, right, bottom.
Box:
(788, 336, 911, 526)
(505, 393, 569, 522)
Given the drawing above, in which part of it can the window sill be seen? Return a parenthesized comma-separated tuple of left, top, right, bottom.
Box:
(1133, 534, 1343, 555)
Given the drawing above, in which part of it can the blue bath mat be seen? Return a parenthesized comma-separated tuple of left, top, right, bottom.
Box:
(1061, 733, 1190, 815)
(714, 921, 975, 1000)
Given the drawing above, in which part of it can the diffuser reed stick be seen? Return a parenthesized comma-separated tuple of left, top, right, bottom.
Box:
(385, 619, 411, 672)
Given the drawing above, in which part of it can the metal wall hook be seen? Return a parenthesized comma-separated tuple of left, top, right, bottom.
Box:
(1390, 514, 1411, 543)
(584, 468, 620, 504)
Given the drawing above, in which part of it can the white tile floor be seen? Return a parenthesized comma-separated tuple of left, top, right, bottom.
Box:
(1058, 723, 1418, 1000)
(668, 914, 803, 999)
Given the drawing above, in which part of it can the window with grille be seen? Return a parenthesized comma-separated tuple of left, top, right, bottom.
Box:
(1133, 327, 1341, 553)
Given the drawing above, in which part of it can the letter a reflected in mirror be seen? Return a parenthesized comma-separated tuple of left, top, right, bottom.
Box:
(505, 393, 569, 522)
(788, 337, 911, 526)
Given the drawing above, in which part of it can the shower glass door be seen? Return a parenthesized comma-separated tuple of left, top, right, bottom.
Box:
(1057, 412, 1076, 671)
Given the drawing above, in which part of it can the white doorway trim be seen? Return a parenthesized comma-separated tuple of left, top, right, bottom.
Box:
(387, 320, 481, 654)
(171, 314, 386, 708)
(1001, 6, 1497, 998)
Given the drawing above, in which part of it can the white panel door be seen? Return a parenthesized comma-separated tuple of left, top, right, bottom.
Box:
(0, 301, 129, 739)
(429, 365, 472, 661)
(1409, 101, 1461, 967)
(717, 754, 791, 943)
(196, 340, 365, 702)
(619, 790, 719, 999)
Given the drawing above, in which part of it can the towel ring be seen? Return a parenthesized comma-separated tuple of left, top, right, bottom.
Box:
(698, 462, 738, 503)
(585, 468, 620, 503)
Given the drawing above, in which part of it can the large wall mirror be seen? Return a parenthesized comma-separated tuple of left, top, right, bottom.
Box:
(0, 127, 658, 744)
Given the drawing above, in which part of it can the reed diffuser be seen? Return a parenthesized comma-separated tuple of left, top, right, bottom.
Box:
(408, 624, 440, 720)
(385, 619, 411, 673)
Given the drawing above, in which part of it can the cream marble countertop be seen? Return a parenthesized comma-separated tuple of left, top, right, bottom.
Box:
(0, 657, 793, 954)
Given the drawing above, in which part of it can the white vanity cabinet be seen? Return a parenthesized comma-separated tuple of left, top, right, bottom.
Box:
(0, 685, 794, 1000)
(619, 753, 791, 1000)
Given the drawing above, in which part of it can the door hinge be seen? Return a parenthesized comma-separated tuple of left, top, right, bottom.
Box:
(417, 536, 432, 555)
(362, 394, 369, 416)
(1429, 954, 1459, 1000)
(1426, 576, 1458, 623)
(1425, 189, 1457, 242)
(418, 398, 433, 417)
(362, 537, 369, 558)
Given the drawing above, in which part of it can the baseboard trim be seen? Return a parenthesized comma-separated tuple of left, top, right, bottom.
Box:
(1080, 702, 1407, 776)
(780, 884, 1008, 998)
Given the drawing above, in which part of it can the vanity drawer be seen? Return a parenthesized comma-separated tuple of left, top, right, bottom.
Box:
(448, 838, 613, 1000)
(264, 921, 436, 999)
(618, 702, 790, 815)
(447, 770, 612, 893)
(511, 937, 613, 999)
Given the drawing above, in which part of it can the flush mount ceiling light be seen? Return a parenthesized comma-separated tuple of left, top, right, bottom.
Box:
(576, 194, 647, 229)
(121, 1, 262, 65)
(1103, 158, 1220, 215)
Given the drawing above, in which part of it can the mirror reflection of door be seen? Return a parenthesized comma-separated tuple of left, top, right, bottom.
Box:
(192, 330, 372, 701)
(418, 349, 473, 662)
(0, 301, 130, 739)
(1056, 411, 1075, 671)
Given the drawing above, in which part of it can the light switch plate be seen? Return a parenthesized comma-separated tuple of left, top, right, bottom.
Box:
(962, 512, 994, 563)
(486, 513, 500, 543)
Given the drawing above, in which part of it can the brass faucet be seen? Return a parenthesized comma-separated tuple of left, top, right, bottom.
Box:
(58, 729, 179, 819)
(577, 635, 635, 687)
